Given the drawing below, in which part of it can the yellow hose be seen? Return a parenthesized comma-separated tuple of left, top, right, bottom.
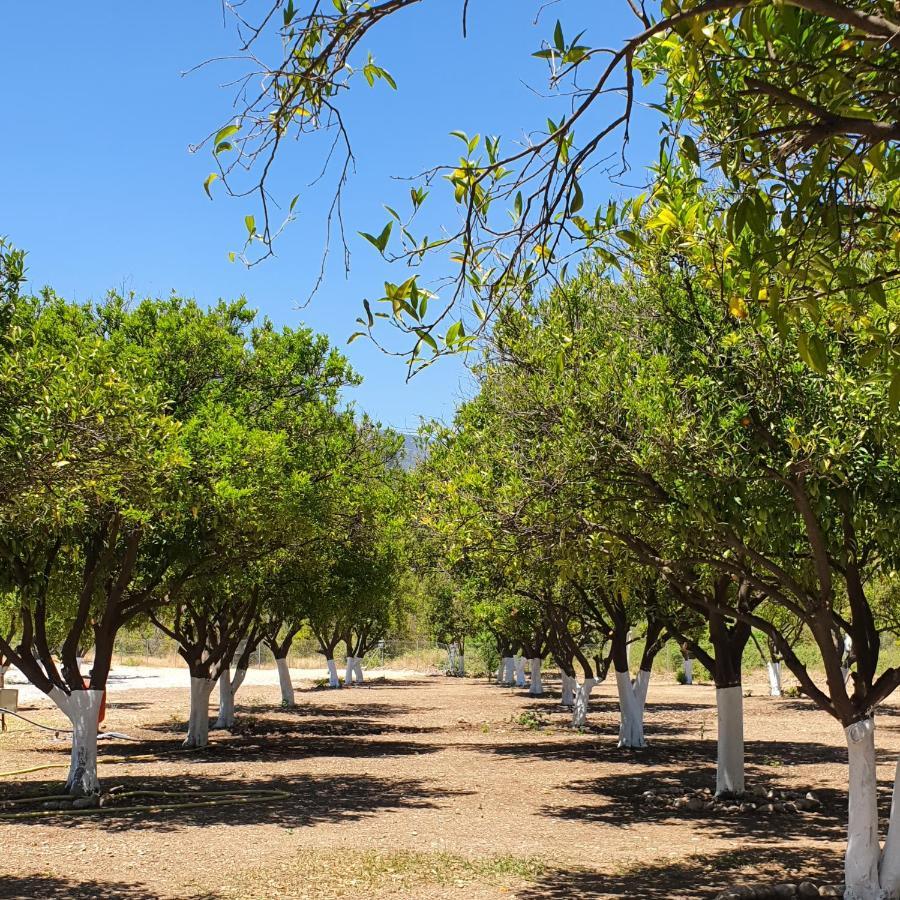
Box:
(0, 763, 66, 778)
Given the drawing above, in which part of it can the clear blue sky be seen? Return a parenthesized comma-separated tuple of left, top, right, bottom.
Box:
(1, 1, 659, 430)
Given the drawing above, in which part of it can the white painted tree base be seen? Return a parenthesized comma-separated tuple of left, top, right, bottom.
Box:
(345, 657, 356, 685)
(455, 653, 465, 677)
(716, 686, 745, 796)
(571, 679, 597, 727)
(560, 674, 575, 707)
(842, 718, 900, 899)
(276, 656, 294, 707)
(184, 677, 214, 748)
(498, 657, 515, 686)
(326, 659, 340, 688)
(683, 658, 693, 685)
(353, 657, 364, 684)
(214, 666, 235, 730)
(514, 656, 526, 688)
(767, 661, 782, 697)
(616, 669, 650, 748)
(529, 658, 543, 696)
(50, 687, 103, 795)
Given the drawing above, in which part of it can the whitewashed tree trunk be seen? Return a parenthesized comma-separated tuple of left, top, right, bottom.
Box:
(616, 669, 650, 748)
(767, 661, 782, 697)
(571, 678, 597, 727)
(276, 656, 294, 707)
(626, 629, 634, 669)
(50, 687, 103, 795)
(529, 658, 543, 696)
(846, 718, 884, 898)
(214, 665, 235, 729)
(326, 658, 340, 688)
(878, 748, 900, 896)
(498, 657, 514, 685)
(353, 657, 364, 684)
(344, 656, 356, 685)
(514, 656, 526, 687)
(447, 643, 458, 673)
(683, 657, 693, 685)
(455, 653, 465, 677)
(560, 673, 575, 707)
(715, 685, 745, 795)
(184, 676, 215, 748)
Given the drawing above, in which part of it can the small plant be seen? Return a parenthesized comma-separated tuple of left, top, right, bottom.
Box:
(675, 667, 687, 685)
(516, 711, 546, 730)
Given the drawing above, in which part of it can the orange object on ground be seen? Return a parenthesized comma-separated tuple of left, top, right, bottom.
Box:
(81, 679, 107, 724)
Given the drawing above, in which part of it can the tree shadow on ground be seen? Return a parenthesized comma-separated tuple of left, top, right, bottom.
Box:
(301, 677, 433, 691)
(515, 845, 843, 899)
(233, 700, 432, 719)
(542, 768, 846, 843)
(0, 875, 217, 900)
(1, 771, 467, 834)
(466, 735, 848, 768)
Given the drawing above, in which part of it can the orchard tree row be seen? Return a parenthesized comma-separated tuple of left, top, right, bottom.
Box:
(410, 184, 900, 897)
(0, 241, 407, 794)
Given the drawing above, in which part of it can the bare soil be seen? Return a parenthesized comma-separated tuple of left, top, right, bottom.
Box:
(1, 672, 895, 899)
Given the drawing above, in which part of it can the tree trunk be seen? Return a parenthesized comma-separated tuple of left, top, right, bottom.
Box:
(344, 656, 355, 685)
(560, 673, 575, 707)
(571, 678, 597, 727)
(214, 665, 235, 729)
(185, 676, 214, 748)
(353, 656, 364, 684)
(529, 658, 543, 696)
(616, 669, 650, 748)
(455, 653, 465, 677)
(715, 685, 745, 795)
(514, 656, 526, 687)
(845, 718, 883, 898)
(767, 661, 783, 697)
(0, 665, 7, 689)
(276, 656, 294, 707)
(326, 658, 340, 688)
(683, 657, 693, 685)
(50, 686, 103, 796)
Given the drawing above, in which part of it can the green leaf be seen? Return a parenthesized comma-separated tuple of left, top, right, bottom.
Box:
(214, 124, 240, 146)
(203, 173, 218, 199)
(244, 215, 256, 236)
(359, 221, 393, 254)
(797, 333, 827, 374)
(553, 20, 564, 51)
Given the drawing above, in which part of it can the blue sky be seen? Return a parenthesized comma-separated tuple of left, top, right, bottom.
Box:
(1, 1, 660, 430)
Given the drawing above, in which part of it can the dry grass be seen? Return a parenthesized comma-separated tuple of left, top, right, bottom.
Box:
(218, 850, 546, 899)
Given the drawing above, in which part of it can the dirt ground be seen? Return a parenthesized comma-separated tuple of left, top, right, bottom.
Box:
(0, 671, 895, 899)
